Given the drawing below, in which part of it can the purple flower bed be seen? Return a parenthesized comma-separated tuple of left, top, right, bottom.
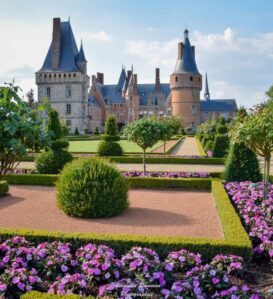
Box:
(225, 182, 273, 262)
(0, 237, 260, 298)
(123, 171, 211, 178)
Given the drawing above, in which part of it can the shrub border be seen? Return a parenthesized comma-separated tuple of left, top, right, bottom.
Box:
(20, 291, 96, 299)
(0, 180, 9, 196)
(195, 137, 207, 157)
(0, 178, 251, 260)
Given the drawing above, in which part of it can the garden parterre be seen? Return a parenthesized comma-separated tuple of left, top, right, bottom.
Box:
(0, 237, 260, 298)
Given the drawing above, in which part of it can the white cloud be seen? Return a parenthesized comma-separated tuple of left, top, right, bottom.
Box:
(90, 30, 112, 42)
(124, 28, 273, 107)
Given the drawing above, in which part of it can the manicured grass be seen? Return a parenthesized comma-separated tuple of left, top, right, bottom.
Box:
(68, 140, 164, 153)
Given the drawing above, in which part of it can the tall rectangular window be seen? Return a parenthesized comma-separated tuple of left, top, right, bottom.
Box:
(66, 104, 71, 115)
(46, 87, 50, 98)
(66, 86, 71, 98)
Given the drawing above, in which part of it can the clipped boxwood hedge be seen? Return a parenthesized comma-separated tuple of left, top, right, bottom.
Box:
(21, 291, 96, 299)
(0, 179, 252, 260)
(4, 174, 59, 186)
(0, 180, 9, 196)
(195, 137, 207, 157)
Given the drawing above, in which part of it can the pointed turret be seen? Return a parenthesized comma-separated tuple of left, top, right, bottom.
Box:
(77, 40, 87, 62)
(204, 73, 210, 100)
(117, 65, 126, 92)
(172, 29, 200, 75)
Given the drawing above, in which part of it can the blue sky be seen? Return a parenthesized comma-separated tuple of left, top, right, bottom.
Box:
(0, 0, 273, 106)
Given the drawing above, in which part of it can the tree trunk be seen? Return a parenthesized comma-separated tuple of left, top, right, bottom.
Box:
(164, 141, 166, 155)
(263, 154, 271, 200)
(143, 149, 146, 175)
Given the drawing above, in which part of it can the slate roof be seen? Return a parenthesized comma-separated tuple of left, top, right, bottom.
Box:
(173, 30, 200, 75)
(77, 43, 87, 62)
(200, 99, 237, 112)
(116, 68, 126, 92)
(39, 21, 81, 72)
(88, 96, 100, 107)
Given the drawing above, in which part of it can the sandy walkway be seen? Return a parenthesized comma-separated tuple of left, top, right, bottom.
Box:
(151, 140, 178, 153)
(0, 186, 223, 239)
(171, 137, 201, 156)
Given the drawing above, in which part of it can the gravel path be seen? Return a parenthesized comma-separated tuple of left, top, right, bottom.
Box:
(171, 137, 200, 156)
(0, 186, 223, 239)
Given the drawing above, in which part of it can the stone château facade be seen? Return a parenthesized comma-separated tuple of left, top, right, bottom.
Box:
(36, 18, 237, 134)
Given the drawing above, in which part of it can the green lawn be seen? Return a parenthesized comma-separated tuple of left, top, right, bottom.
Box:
(68, 140, 164, 153)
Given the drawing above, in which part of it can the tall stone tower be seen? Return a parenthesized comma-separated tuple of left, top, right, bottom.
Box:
(35, 18, 90, 134)
(170, 29, 202, 132)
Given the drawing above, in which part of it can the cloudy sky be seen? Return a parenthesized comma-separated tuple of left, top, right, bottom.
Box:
(0, 0, 273, 107)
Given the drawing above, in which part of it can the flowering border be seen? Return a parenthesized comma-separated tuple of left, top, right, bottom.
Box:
(0, 179, 251, 261)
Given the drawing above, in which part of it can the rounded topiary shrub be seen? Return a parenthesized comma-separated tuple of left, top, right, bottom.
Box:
(35, 149, 73, 174)
(224, 142, 262, 182)
(57, 158, 129, 218)
(216, 125, 228, 135)
(212, 135, 230, 158)
(98, 141, 123, 156)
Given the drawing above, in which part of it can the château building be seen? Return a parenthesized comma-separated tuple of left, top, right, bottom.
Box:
(36, 18, 237, 133)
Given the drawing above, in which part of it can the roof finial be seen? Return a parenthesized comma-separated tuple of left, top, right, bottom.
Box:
(80, 38, 83, 46)
(184, 28, 189, 38)
(68, 16, 70, 22)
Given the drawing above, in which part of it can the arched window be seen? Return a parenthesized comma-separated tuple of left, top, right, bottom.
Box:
(175, 76, 178, 82)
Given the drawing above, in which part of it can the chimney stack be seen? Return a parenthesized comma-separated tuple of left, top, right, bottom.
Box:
(96, 72, 104, 85)
(178, 42, 184, 60)
(155, 68, 160, 92)
(51, 18, 61, 70)
(191, 46, 195, 58)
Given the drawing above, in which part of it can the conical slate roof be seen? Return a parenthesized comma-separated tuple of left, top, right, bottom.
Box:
(204, 72, 210, 100)
(116, 66, 126, 91)
(77, 42, 87, 62)
(39, 21, 81, 72)
(172, 29, 200, 75)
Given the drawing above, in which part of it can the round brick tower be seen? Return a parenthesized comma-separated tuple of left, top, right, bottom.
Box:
(170, 29, 202, 132)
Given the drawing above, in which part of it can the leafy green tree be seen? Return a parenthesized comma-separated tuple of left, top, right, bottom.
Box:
(159, 116, 181, 154)
(0, 84, 49, 181)
(122, 118, 162, 174)
(94, 126, 99, 135)
(232, 89, 273, 199)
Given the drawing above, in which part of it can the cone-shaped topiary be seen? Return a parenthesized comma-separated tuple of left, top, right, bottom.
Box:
(56, 158, 129, 218)
(47, 109, 63, 140)
(224, 142, 262, 182)
(212, 135, 230, 158)
(102, 115, 120, 142)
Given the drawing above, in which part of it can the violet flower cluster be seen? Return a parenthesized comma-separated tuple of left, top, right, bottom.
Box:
(123, 171, 211, 178)
(225, 181, 273, 262)
(0, 237, 261, 298)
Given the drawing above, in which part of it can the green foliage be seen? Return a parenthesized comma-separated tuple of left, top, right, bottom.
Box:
(232, 96, 273, 198)
(122, 118, 163, 173)
(204, 140, 214, 151)
(0, 84, 50, 181)
(102, 115, 120, 142)
(212, 135, 230, 158)
(216, 125, 228, 135)
(56, 158, 129, 218)
(51, 139, 69, 150)
(224, 142, 262, 182)
(218, 116, 226, 125)
(21, 291, 96, 299)
(195, 138, 207, 156)
(35, 150, 73, 174)
(4, 174, 58, 186)
(0, 180, 9, 196)
(61, 121, 70, 136)
(74, 127, 79, 135)
(0, 179, 251, 260)
(47, 109, 63, 140)
(97, 140, 123, 156)
(94, 126, 99, 135)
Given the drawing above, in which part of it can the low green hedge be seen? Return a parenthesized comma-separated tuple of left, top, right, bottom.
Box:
(0, 180, 9, 196)
(195, 137, 207, 157)
(0, 179, 251, 260)
(109, 156, 225, 164)
(21, 291, 95, 299)
(4, 174, 213, 189)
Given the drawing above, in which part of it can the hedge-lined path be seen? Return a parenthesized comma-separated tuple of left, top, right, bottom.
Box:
(171, 137, 201, 156)
(17, 161, 225, 173)
(0, 186, 223, 239)
(151, 140, 178, 153)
